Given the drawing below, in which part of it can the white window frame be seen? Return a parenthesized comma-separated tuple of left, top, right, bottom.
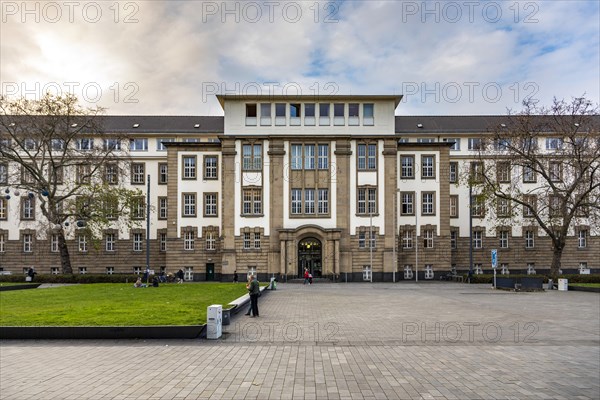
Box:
(133, 233, 143, 252)
(130, 138, 148, 152)
(105, 233, 115, 252)
(184, 231, 194, 250)
(578, 230, 587, 248)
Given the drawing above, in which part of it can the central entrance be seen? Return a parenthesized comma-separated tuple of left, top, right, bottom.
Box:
(298, 238, 322, 278)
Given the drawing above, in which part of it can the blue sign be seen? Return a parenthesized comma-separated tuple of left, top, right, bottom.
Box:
(491, 249, 497, 269)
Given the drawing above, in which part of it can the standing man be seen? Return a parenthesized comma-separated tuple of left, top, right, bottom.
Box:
(248, 275, 260, 317)
(233, 270, 239, 284)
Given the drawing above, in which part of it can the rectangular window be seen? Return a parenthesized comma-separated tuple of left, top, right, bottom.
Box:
(450, 230, 457, 249)
(474, 264, 483, 275)
(449, 162, 458, 183)
(470, 161, 484, 183)
(243, 232, 251, 249)
(468, 138, 483, 150)
(525, 231, 535, 248)
(304, 103, 316, 125)
(497, 162, 511, 183)
(494, 138, 511, 151)
(50, 234, 59, 252)
(499, 230, 509, 248)
(105, 164, 118, 185)
(319, 103, 330, 125)
(304, 144, 315, 169)
(133, 233, 143, 251)
(422, 192, 435, 215)
(471, 195, 484, 217)
(357, 187, 377, 214)
(401, 156, 414, 178)
(546, 137, 563, 150)
(106, 267, 114, 275)
(183, 156, 196, 179)
(318, 189, 329, 214)
(402, 230, 413, 249)
(421, 156, 435, 178)
(401, 192, 414, 215)
(76, 164, 91, 184)
(129, 138, 148, 151)
(357, 144, 366, 170)
(184, 231, 194, 250)
(23, 234, 33, 252)
(472, 231, 482, 249)
(523, 195, 537, 217)
(21, 197, 35, 220)
(291, 189, 302, 214)
(304, 189, 315, 214)
(159, 233, 167, 252)
(289, 104, 301, 126)
(76, 138, 94, 151)
(78, 234, 87, 252)
(157, 138, 175, 151)
(291, 144, 302, 170)
(158, 163, 168, 184)
(446, 138, 460, 150)
(357, 144, 377, 170)
(105, 233, 115, 252)
(500, 263, 509, 275)
(0, 198, 6, 220)
(182, 194, 196, 217)
(204, 193, 218, 216)
(50, 138, 65, 151)
(549, 161, 561, 182)
(317, 144, 329, 169)
(245, 104, 257, 125)
(242, 143, 262, 170)
(497, 198, 511, 217)
(79, 267, 87, 275)
(206, 231, 216, 250)
(333, 103, 345, 125)
(527, 263, 536, 275)
(423, 230, 434, 249)
(103, 139, 121, 151)
(204, 156, 218, 179)
(450, 195, 458, 218)
(275, 103, 286, 117)
(578, 230, 587, 248)
(358, 231, 366, 248)
(131, 197, 145, 220)
(348, 103, 359, 125)
(134, 267, 142, 275)
(24, 138, 37, 151)
(131, 163, 145, 184)
(50, 267, 59, 275)
(0, 163, 7, 184)
(242, 188, 262, 215)
(523, 165, 536, 183)
(0, 233, 5, 253)
(417, 138, 435, 143)
(363, 103, 374, 125)
(254, 232, 261, 249)
(549, 195, 563, 217)
(260, 103, 271, 126)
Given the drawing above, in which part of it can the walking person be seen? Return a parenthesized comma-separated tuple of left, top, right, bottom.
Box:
(247, 275, 260, 317)
(233, 270, 239, 284)
(303, 268, 309, 285)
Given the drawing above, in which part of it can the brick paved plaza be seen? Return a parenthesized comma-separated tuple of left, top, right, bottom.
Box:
(1, 283, 599, 400)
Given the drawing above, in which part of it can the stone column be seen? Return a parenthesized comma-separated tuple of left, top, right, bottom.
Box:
(221, 138, 237, 276)
(268, 139, 285, 276)
(335, 139, 352, 278)
(383, 138, 398, 281)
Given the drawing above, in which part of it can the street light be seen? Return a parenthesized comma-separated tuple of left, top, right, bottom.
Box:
(369, 209, 373, 283)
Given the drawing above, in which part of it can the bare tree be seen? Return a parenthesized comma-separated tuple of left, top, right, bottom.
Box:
(470, 97, 600, 278)
(0, 93, 142, 274)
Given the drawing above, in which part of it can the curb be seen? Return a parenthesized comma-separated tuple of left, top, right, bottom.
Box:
(0, 284, 42, 292)
(568, 285, 600, 293)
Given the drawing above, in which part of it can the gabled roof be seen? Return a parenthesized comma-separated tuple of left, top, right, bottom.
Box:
(97, 116, 224, 134)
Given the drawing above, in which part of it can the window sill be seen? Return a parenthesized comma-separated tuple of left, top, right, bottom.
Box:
(241, 214, 265, 218)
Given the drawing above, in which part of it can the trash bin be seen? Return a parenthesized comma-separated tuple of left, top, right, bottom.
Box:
(222, 308, 231, 326)
(207, 305, 222, 339)
(270, 277, 277, 290)
(558, 279, 568, 291)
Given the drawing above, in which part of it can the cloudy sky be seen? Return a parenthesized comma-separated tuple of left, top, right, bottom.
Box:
(1, 0, 599, 116)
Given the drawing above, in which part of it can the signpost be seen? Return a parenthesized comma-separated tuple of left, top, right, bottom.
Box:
(491, 249, 497, 289)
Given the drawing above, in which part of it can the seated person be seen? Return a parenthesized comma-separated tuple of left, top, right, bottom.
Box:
(152, 276, 159, 287)
(133, 278, 146, 288)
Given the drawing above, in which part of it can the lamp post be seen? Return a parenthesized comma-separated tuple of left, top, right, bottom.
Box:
(469, 182, 473, 281)
(145, 174, 151, 285)
(393, 189, 398, 283)
(415, 202, 418, 282)
(369, 209, 373, 283)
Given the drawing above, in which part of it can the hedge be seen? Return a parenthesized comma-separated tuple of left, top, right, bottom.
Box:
(0, 274, 143, 284)
(463, 273, 600, 284)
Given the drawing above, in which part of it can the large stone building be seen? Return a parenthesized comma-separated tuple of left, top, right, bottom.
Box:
(1, 95, 598, 280)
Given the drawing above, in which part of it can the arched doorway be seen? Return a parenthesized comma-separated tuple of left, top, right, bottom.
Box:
(298, 238, 322, 278)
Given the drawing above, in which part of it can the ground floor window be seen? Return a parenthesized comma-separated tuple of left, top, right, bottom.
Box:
(184, 267, 193, 281)
(403, 265, 413, 280)
(527, 263, 536, 275)
(247, 266, 257, 280)
(51, 267, 60, 275)
(362, 265, 372, 281)
(106, 267, 114, 275)
(500, 263, 509, 275)
(424, 265, 434, 280)
(79, 267, 87, 274)
(474, 264, 483, 275)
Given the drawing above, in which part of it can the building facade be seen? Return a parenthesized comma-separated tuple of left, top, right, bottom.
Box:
(1, 95, 598, 280)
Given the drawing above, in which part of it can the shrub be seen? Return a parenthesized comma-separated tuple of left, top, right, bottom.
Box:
(0, 274, 142, 284)
(463, 274, 550, 284)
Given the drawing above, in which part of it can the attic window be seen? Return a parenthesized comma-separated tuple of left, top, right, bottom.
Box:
(194, 124, 200, 128)
(500, 123, 507, 128)
(133, 124, 140, 128)
(71, 123, 78, 128)
(417, 124, 423, 128)
(9, 122, 16, 127)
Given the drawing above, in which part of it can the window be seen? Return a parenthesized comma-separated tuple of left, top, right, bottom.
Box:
(204, 156, 218, 179)
(104, 198, 118, 220)
(105, 233, 115, 252)
(184, 231, 194, 250)
(275, 103, 286, 125)
(260, 103, 271, 125)
(106, 267, 114, 275)
(363, 103, 374, 125)
(304, 103, 316, 125)
(497, 162, 511, 183)
(450, 230, 457, 249)
(497, 198, 511, 217)
(304, 144, 315, 169)
(549, 195, 563, 217)
(21, 197, 35, 220)
(358, 231, 366, 248)
(50, 138, 64, 151)
(75, 164, 91, 184)
(546, 137, 563, 150)
(470, 161, 484, 183)
(424, 265, 434, 280)
(318, 189, 329, 214)
(290, 104, 301, 125)
(134, 267, 142, 275)
(204, 193, 217, 216)
(500, 263, 509, 275)
(104, 139, 121, 151)
(50, 234, 59, 252)
(549, 161, 561, 182)
(333, 103, 345, 125)
(159, 233, 167, 252)
(291, 189, 302, 214)
(472, 231, 482, 249)
(579, 262, 588, 272)
(369, 231, 376, 249)
(417, 138, 435, 143)
(254, 232, 261, 249)
(182, 193, 196, 217)
(242, 188, 262, 215)
(357, 187, 377, 214)
(243, 232, 251, 249)
(182, 156, 196, 179)
(401, 156, 414, 178)
(525, 230, 535, 248)
(0, 163, 7, 184)
(129, 138, 148, 151)
(131, 197, 145, 220)
(362, 265, 372, 281)
(523, 165, 536, 183)
(133, 232, 143, 251)
(304, 189, 315, 214)
(494, 138, 511, 151)
(242, 143, 262, 170)
(206, 231, 216, 250)
(449, 162, 458, 183)
(23, 138, 37, 151)
(401, 192, 414, 215)
(474, 264, 483, 275)
(76, 138, 94, 151)
(527, 263, 536, 275)
(403, 265, 414, 279)
(318, 144, 329, 169)
(23, 234, 33, 252)
(78, 234, 87, 252)
(79, 267, 87, 275)
(291, 144, 302, 170)
(446, 138, 460, 150)
(471, 195, 484, 217)
(184, 267, 194, 281)
(523, 195, 537, 217)
(357, 143, 377, 170)
(422, 192, 435, 215)
(423, 229, 434, 249)
(0, 198, 7, 220)
(348, 103, 359, 125)
(421, 156, 435, 178)
(522, 137, 537, 151)
(245, 104, 257, 125)
(158, 163, 168, 184)
(50, 267, 59, 275)
(104, 164, 118, 185)
(449, 195, 458, 218)
(131, 163, 145, 184)
(468, 138, 483, 150)
(578, 229, 587, 248)
(183, 138, 200, 143)
(157, 138, 175, 151)
(402, 230, 413, 249)
(499, 230, 509, 248)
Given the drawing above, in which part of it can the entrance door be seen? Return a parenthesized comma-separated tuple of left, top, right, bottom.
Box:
(206, 263, 215, 281)
(298, 238, 322, 278)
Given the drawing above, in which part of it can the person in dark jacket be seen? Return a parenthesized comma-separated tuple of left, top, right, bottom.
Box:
(247, 275, 260, 317)
(27, 267, 36, 282)
(177, 269, 184, 283)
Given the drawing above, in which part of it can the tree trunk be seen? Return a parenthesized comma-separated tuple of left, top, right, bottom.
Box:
(550, 246, 563, 280)
(58, 230, 73, 274)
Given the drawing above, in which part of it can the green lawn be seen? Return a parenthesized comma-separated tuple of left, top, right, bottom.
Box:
(0, 283, 249, 326)
(569, 283, 600, 288)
